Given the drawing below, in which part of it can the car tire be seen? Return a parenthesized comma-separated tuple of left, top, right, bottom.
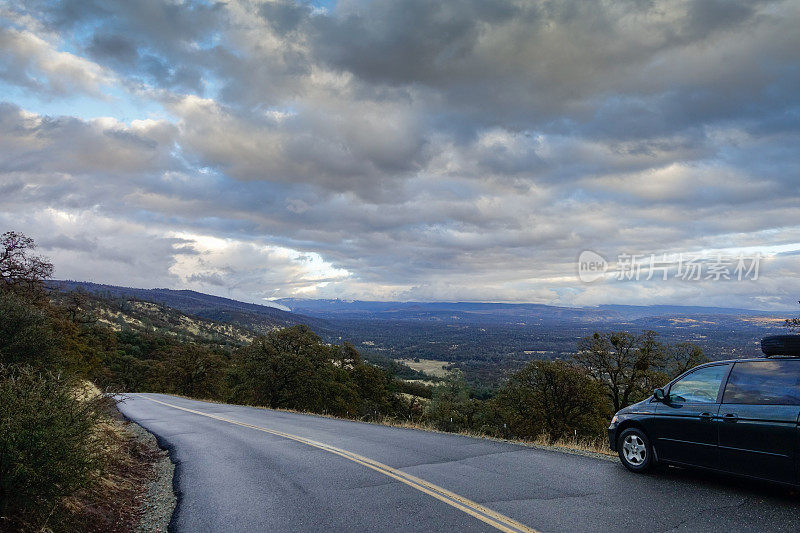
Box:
(617, 428, 654, 473)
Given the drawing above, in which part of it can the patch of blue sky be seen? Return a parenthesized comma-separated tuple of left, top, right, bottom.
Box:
(53, 16, 107, 52)
(202, 75, 225, 100)
(302, 0, 337, 14)
(0, 79, 167, 123)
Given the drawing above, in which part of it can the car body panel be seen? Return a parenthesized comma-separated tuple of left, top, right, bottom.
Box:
(717, 404, 800, 484)
(651, 401, 722, 469)
(607, 398, 658, 452)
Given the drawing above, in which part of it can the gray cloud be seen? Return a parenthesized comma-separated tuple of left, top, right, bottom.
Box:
(0, 103, 181, 204)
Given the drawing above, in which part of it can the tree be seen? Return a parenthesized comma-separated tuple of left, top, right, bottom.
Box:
(574, 331, 648, 411)
(425, 372, 479, 431)
(0, 291, 56, 368)
(574, 331, 708, 411)
(785, 301, 800, 330)
(231, 326, 335, 411)
(657, 342, 708, 383)
(61, 289, 98, 326)
(334, 342, 362, 369)
(167, 345, 227, 399)
(352, 363, 391, 417)
(228, 326, 393, 418)
(494, 360, 608, 442)
(0, 231, 53, 296)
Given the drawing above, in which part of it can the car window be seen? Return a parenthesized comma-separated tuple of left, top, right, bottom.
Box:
(669, 364, 729, 403)
(723, 360, 800, 405)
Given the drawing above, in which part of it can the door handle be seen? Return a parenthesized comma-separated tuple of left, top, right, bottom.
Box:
(699, 412, 713, 421)
(723, 413, 739, 423)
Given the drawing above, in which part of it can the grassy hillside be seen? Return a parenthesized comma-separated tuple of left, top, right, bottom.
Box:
(49, 280, 328, 333)
(51, 289, 257, 348)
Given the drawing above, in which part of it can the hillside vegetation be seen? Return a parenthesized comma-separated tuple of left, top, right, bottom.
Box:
(59, 281, 786, 392)
(50, 280, 325, 332)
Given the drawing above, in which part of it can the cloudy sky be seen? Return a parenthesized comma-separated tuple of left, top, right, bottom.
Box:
(1, 0, 799, 310)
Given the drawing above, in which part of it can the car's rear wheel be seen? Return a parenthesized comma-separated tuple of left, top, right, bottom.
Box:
(617, 428, 654, 472)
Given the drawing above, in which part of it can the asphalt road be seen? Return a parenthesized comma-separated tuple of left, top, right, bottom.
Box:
(117, 393, 800, 533)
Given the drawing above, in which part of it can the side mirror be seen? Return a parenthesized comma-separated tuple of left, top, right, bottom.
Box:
(653, 388, 666, 402)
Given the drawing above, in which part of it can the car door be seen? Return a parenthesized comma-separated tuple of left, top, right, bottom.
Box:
(652, 363, 730, 469)
(718, 360, 800, 484)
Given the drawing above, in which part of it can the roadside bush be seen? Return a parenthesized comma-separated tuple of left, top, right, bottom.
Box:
(0, 290, 56, 368)
(494, 360, 609, 442)
(425, 374, 482, 432)
(0, 365, 112, 530)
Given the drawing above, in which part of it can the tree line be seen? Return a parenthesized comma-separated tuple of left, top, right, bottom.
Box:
(424, 330, 708, 441)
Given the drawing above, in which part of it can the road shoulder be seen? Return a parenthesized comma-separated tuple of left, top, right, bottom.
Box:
(121, 414, 178, 532)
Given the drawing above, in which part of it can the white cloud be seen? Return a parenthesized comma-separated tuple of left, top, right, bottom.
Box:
(169, 231, 351, 299)
(0, 26, 113, 96)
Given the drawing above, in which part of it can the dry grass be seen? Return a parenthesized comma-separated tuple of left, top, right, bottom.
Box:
(367, 419, 614, 458)
(46, 384, 165, 533)
(522, 434, 614, 457)
(395, 358, 452, 378)
(73, 380, 102, 401)
(739, 316, 788, 325)
(401, 378, 439, 387)
(59, 412, 164, 533)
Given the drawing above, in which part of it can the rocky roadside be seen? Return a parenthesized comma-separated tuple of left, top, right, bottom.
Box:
(125, 421, 177, 532)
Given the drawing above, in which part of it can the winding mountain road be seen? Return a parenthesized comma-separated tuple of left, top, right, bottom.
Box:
(117, 394, 800, 532)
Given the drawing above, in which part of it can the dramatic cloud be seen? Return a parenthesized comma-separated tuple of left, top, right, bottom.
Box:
(0, 25, 113, 96)
(0, 0, 798, 308)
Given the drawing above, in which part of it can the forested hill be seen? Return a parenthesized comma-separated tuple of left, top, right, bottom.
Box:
(49, 280, 327, 333)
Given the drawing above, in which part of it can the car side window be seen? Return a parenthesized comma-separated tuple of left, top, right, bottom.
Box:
(723, 360, 800, 405)
(668, 364, 729, 404)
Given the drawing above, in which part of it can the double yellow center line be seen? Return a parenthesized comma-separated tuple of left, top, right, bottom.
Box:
(141, 395, 538, 533)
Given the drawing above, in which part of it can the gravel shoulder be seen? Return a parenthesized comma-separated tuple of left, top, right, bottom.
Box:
(124, 419, 177, 532)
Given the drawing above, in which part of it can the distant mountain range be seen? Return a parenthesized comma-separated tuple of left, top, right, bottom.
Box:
(51, 281, 785, 328)
(50, 281, 792, 387)
(276, 298, 785, 324)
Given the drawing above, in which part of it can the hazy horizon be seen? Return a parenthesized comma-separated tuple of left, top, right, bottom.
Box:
(51, 279, 791, 314)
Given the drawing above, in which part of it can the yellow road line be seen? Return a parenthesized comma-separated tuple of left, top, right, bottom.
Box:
(141, 395, 538, 533)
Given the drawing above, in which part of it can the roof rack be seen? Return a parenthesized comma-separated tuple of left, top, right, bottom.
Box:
(761, 335, 800, 357)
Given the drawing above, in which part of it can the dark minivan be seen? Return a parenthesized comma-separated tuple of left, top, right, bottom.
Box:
(608, 335, 800, 486)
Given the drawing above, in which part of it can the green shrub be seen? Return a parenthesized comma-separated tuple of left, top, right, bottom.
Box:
(0, 365, 111, 530)
(493, 359, 610, 442)
(0, 291, 56, 368)
(425, 374, 480, 431)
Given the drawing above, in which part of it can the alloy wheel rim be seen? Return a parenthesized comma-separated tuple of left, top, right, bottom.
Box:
(622, 434, 646, 465)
